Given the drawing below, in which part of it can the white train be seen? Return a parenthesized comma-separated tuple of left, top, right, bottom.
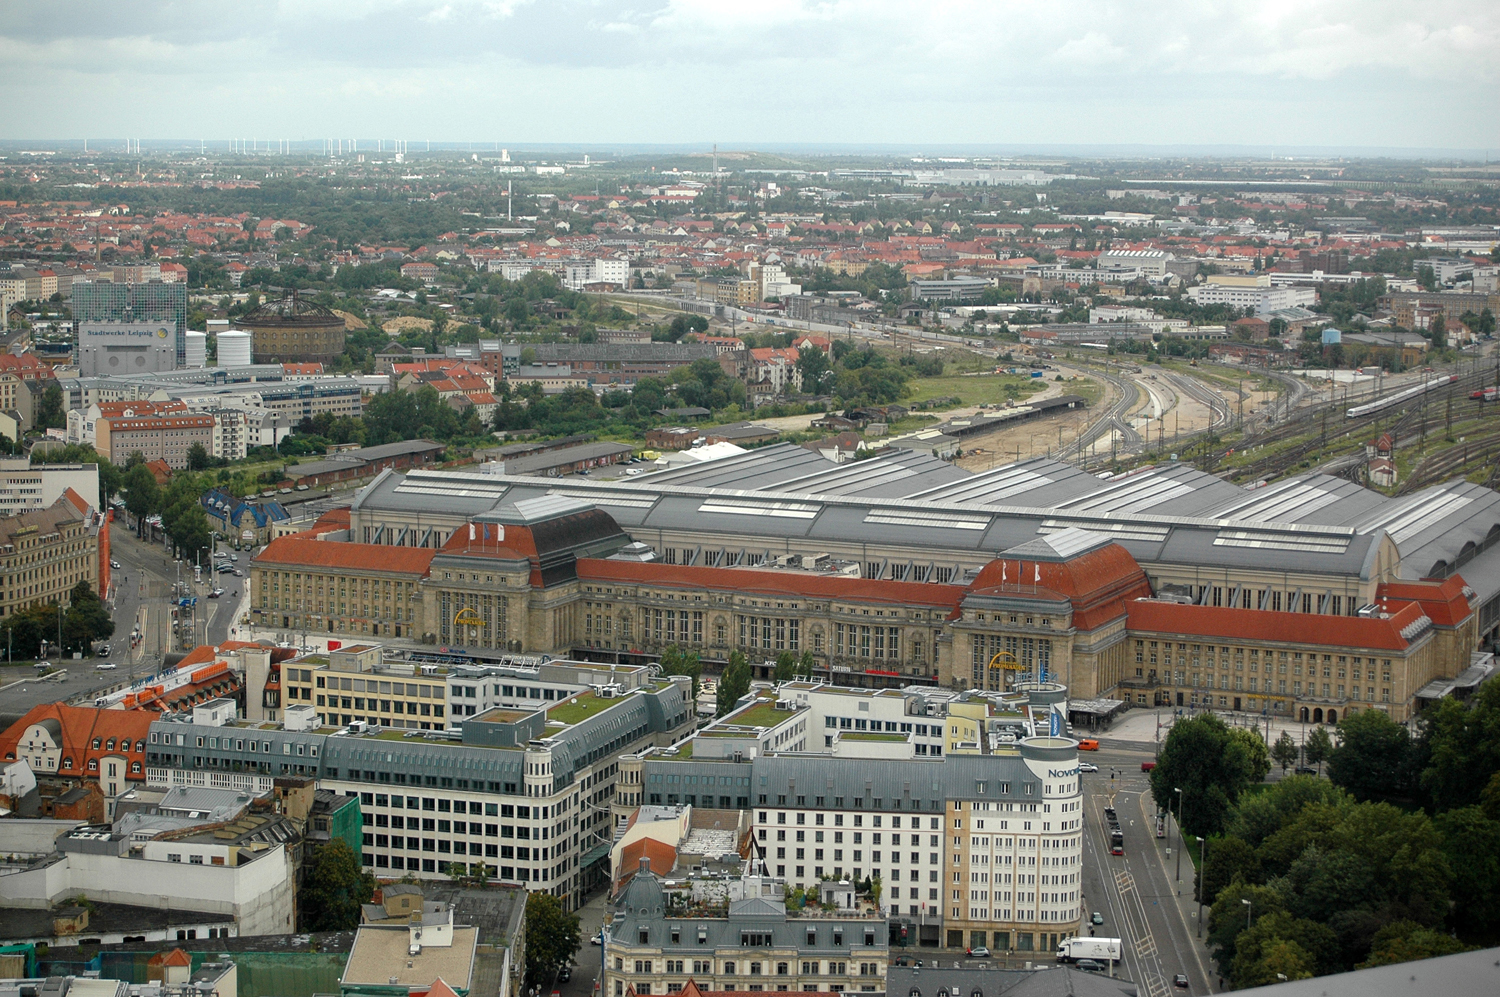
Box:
(1346, 374, 1457, 418)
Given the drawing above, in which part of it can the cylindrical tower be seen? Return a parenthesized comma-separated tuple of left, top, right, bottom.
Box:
(217, 330, 252, 367)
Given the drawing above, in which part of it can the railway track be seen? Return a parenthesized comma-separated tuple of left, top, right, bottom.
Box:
(1398, 427, 1500, 494)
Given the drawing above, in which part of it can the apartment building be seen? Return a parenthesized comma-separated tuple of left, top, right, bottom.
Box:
(0, 491, 100, 619)
(96, 412, 215, 468)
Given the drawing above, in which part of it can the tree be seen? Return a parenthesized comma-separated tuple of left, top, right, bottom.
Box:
(524, 891, 582, 986)
(62, 581, 114, 654)
(716, 651, 751, 716)
(658, 645, 703, 701)
(796, 345, 832, 395)
(36, 383, 65, 430)
(1198, 834, 1260, 906)
(186, 442, 212, 471)
(300, 838, 376, 931)
(1327, 709, 1417, 805)
(122, 463, 159, 537)
(1150, 713, 1261, 838)
(1433, 806, 1500, 946)
(774, 651, 797, 683)
(1359, 920, 1470, 967)
(1429, 315, 1447, 349)
(1304, 725, 1333, 775)
(1418, 681, 1500, 814)
(1229, 727, 1272, 782)
(1272, 731, 1299, 773)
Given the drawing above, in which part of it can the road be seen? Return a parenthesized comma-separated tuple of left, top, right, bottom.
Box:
(1079, 741, 1217, 996)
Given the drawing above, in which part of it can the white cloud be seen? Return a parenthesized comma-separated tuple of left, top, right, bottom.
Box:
(0, 0, 1493, 147)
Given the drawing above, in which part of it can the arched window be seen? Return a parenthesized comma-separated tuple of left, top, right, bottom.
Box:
(61, 757, 73, 770)
(130, 762, 142, 773)
(135, 740, 146, 752)
(105, 738, 116, 751)
(91, 738, 101, 749)
(87, 759, 98, 771)
(909, 990, 921, 997)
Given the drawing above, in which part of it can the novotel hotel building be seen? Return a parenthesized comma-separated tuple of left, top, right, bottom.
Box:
(626, 682, 1085, 954)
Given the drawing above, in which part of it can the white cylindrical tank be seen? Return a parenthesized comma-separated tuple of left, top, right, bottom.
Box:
(217, 330, 252, 367)
(184, 331, 207, 368)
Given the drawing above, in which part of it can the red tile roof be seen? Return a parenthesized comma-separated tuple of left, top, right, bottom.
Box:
(577, 558, 966, 609)
(969, 545, 1152, 630)
(1376, 576, 1474, 627)
(616, 837, 678, 887)
(1125, 599, 1427, 652)
(0, 704, 153, 780)
(255, 537, 437, 575)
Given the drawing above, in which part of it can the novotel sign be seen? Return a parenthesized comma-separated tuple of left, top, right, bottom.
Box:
(1048, 766, 1081, 779)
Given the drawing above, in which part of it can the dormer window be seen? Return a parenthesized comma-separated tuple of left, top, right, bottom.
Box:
(92, 738, 101, 749)
(105, 739, 116, 751)
(62, 758, 73, 769)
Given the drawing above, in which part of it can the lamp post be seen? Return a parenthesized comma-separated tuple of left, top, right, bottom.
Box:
(1173, 787, 1184, 884)
(1196, 836, 1205, 937)
(1242, 897, 1253, 931)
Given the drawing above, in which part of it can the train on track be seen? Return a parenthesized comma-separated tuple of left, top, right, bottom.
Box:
(1346, 374, 1458, 418)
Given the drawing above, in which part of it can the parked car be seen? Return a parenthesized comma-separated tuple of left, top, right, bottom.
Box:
(558, 968, 571, 983)
(968, 947, 990, 958)
(231, 568, 244, 577)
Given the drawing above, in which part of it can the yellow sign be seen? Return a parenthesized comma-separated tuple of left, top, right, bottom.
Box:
(987, 651, 1024, 671)
(453, 608, 484, 627)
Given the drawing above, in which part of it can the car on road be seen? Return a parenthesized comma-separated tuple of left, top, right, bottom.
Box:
(1079, 762, 1099, 772)
(1075, 960, 1105, 974)
(558, 968, 571, 983)
(229, 553, 238, 561)
(231, 568, 244, 576)
(96, 644, 110, 657)
(967, 947, 989, 958)
(1294, 765, 1318, 775)
(1091, 911, 1104, 925)
(95, 662, 117, 671)
(589, 935, 602, 946)
(1141, 761, 1156, 772)
(1110, 844, 1124, 856)
(208, 588, 224, 598)
(1078, 739, 1099, 751)
(1173, 974, 1189, 989)
(110, 560, 121, 569)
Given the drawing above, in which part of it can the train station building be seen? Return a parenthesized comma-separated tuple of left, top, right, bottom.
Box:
(251, 444, 1500, 724)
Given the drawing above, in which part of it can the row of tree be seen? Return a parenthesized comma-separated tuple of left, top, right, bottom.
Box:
(0, 580, 113, 659)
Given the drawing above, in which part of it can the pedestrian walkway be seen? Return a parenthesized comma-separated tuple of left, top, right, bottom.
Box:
(1103, 706, 1333, 751)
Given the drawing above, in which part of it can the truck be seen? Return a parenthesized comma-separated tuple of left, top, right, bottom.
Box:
(1057, 937, 1122, 964)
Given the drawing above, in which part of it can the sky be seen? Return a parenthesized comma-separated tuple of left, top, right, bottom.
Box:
(2, 0, 1497, 154)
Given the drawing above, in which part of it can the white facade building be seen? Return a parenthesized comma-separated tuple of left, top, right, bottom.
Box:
(0, 459, 98, 514)
(1186, 283, 1316, 315)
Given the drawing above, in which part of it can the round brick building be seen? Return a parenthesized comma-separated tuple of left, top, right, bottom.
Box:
(240, 292, 346, 365)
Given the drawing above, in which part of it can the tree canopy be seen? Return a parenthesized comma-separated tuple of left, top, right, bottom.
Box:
(523, 891, 581, 986)
(299, 838, 376, 931)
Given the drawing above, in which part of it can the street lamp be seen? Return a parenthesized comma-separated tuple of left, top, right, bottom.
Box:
(1242, 897, 1253, 931)
(1173, 787, 1184, 884)
(1196, 836, 1205, 937)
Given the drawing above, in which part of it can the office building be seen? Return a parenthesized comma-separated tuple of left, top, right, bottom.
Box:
(78, 320, 178, 376)
(96, 411, 215, 468)
(0, 459, 98, 515)
(72, 281, 187, 365)
(0, 491, 100, 619)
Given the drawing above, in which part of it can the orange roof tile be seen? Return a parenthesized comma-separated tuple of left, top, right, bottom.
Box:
(577, 559, 965, 609)
(255, 537, 437, 575)
(0, 704, 153, 779)
(1376, 576, 1474, 627)
(1125, 599, 1426, 652)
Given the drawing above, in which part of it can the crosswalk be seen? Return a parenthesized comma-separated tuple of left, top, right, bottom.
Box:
(1114, 869, 1172, 997)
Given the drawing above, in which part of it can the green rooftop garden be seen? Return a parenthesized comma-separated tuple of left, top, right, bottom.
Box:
(841, 731, 908, 742)
(547, 691, 619, 726)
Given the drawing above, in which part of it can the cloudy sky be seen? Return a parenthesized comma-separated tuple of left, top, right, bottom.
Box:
(3, 0, 1496, 153)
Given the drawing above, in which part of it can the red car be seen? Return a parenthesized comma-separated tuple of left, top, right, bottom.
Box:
(1141, 761, 1156, 772)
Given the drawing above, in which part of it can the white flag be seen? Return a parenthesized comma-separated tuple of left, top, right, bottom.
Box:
(469, 522, 476, 541)
(1001, 562, 1007, 583)
(1035, 563, 1041, 583)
